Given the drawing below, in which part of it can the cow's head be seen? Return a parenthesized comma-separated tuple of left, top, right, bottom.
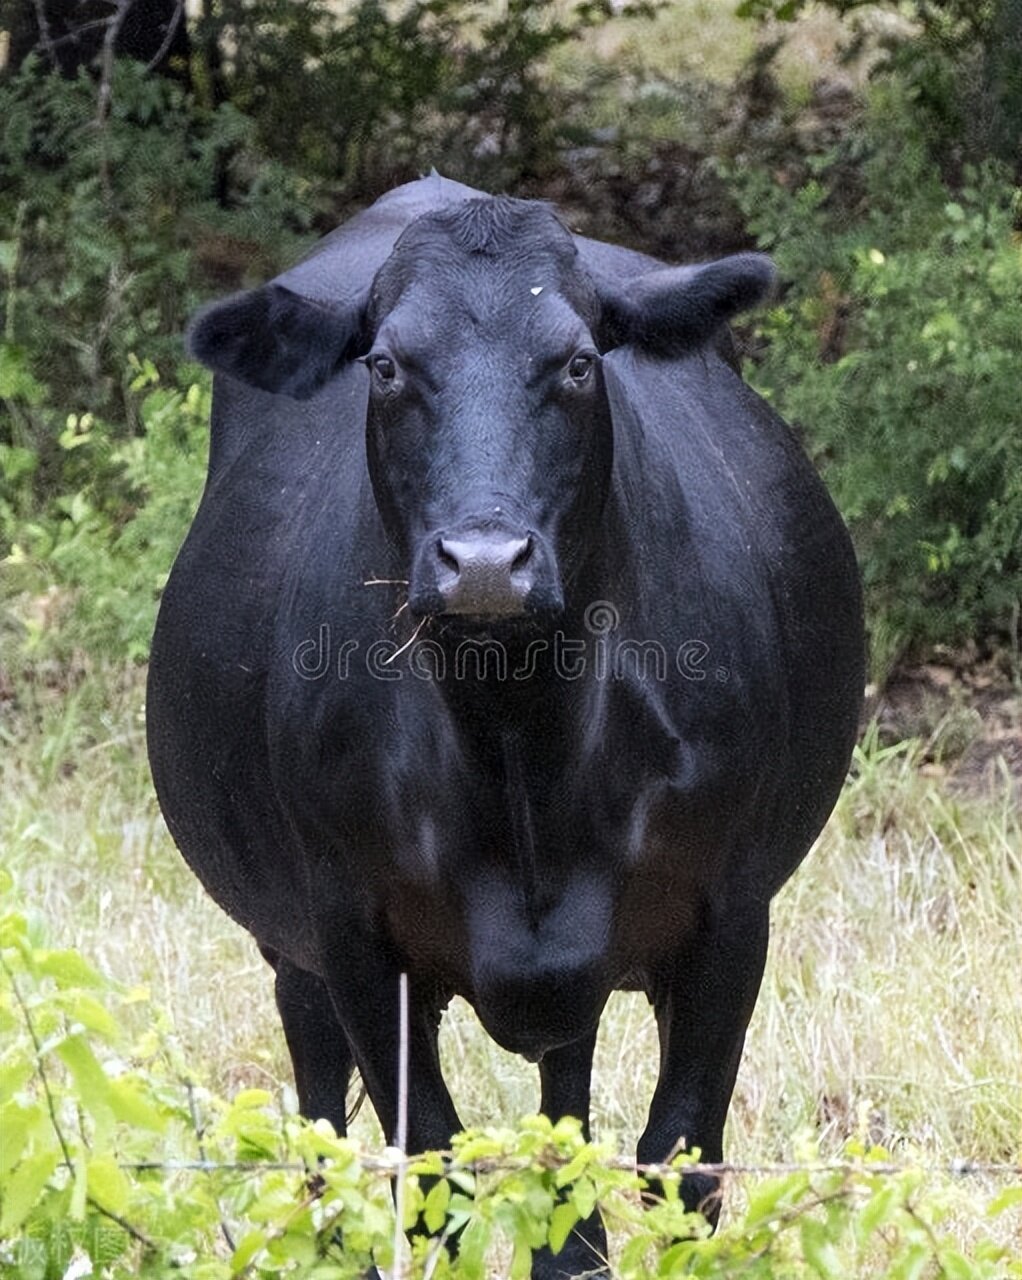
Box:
(190, 198, 773, 624)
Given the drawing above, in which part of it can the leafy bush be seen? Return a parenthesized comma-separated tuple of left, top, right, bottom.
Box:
(210, 0, 662, 192)
(0, 56, 314, 416)
(1, 870, 1019, 1278)
(727, 83, 1022, 676)
(2, 364, 210, 662)
(0, 57, 316, 663)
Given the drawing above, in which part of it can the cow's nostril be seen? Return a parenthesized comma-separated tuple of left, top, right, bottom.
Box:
(437, 538, 461, 574)
(511, 535, 533, 574)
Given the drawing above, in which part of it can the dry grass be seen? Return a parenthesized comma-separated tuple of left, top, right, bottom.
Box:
(2, 669, 1019, 1246)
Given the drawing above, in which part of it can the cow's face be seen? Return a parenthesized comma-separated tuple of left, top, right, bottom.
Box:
(189, 196, 774, 624)
(362, 204, 610, 622)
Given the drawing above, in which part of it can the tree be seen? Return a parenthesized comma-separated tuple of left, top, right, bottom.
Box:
(1, 0, 191, 83)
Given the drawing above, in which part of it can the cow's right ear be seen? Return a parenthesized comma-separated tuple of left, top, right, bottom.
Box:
(188, 284, 368, 399)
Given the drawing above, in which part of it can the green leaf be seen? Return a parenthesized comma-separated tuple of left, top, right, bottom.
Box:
(801, 1217, 842, 1280)
(0, 444, 37, 484)
(509, 1233, 532, 1279)
(55, 1033, 115, 1139)
(987, 1186, 1022, 1216)
(0, 909, 28, 947)
(0, 1102, 33, 1176)
(744, 1173, 808, 1225)
(230, 1228, 268, 1271)
(547, 1201, 580, 1255)
(858, 1180, 903, 1239)
(231, 1088, 273, 1108)
(569, 1176, 597, 1220)
(618, 1234, 650, 1275)
(402, 1176, 424, 1231)
(0, 1147, 60, 1234)
(454, 1133, 506, 1163)
(554, 1148, 593, 1188)
(108, 1077, 166, 1132)
(59, 992, 120, 1041)
(86, 1155, 131, 1215)
(423, 1177, 451, 1234)
(887, 1242, 932, 1280)
(70, 1150, 88, 1220)
(36, 949, 106, 990)
(457, 1215, 490, 1280)
(939, 1247, 980, 1279)
(0, 344, 44, 403)
(0, 1059, 34, 1106)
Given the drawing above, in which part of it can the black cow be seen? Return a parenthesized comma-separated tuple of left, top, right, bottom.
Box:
(147, 173, 863, 1277)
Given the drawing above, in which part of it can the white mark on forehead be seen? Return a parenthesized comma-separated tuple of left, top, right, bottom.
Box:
(530, 286, 544, 296)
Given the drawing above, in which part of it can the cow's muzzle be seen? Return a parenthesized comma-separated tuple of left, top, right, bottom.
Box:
(410, 524, 562, 620)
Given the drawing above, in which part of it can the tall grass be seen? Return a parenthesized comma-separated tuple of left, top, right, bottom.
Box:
(2, 667, 1019, 1239)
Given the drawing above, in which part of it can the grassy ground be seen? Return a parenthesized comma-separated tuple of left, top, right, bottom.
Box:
(2, 663, 1019, 1256)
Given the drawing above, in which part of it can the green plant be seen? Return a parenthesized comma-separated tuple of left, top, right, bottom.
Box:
(3, 363, 209, 661)
(726, 83, 1022, 675)
(0, 56, 314, 666)
(209, 0, 661, 193)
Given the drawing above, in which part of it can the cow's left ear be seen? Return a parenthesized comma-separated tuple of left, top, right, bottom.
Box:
(597, 253, 775, 356)
(188, 284, 368, 399)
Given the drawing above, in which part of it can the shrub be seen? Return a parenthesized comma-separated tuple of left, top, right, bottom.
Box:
(735, 0, 1022, 179)
(2, 364, 209, 662)
(0, 57, 317, 665)
(726, 83, 1022, 677)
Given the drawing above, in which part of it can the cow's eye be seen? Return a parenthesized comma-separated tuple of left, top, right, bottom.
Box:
(567, 352, 596, 383)
(369, 353, 397, 385)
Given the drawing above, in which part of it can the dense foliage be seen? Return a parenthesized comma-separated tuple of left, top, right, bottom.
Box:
(728, 87, 1022, 677)
(0, 56, 306, 657)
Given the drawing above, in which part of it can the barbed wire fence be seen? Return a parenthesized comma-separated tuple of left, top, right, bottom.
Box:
(110, 1156, 1022, 1179)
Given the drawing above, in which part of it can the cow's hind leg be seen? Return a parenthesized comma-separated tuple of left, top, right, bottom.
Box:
(531, 1025, 609, 1280)
(637, 901, 770, 1227)
(266, 950, 356, 1135)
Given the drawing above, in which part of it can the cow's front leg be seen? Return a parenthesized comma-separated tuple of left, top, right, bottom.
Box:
(531, 1025, 609, 1279)
(319, 938, 461, 1156)
(316, 911, 462, 1276)
(638, 901, 770, 1227)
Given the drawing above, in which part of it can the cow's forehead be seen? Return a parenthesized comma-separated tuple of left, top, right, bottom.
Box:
(369, 197, 596, 323)
(375, 281, 592, 365)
